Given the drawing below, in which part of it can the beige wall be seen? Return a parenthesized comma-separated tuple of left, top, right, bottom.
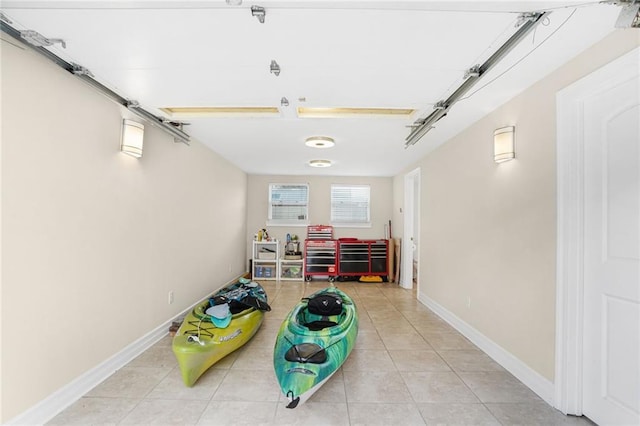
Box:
(407, 29, 639, 382)
(1, 38, 248, 421)
(246, 175, 393, 258)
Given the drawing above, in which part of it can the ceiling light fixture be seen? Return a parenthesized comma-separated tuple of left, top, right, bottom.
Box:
(251, 5, 266, 23)
(305, 136, 335, 149)
(308, 159, 332, 168)
(405, 11, 547, 148)
(160, 106, 279, 118)
(270, 60, 280, 76)
(226, 0, 242, 5)
(297, 107, 413, 118)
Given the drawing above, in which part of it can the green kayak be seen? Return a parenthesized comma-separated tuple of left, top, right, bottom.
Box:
(273, 287, 358, 408)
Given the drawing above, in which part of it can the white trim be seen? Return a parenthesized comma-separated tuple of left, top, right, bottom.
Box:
(330, 222, 372, 228)
(5, 320, 171, 425)
(266, 220, 310, 227)
(554, 66, 586, 417)
(555, 46, 640, 416)
(401, 168, 420, 290)
(419, 293, 555, 404)
(5, 280, 229, 425)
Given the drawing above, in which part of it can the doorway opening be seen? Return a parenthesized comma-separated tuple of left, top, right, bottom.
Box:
(401, 168, 420, 292)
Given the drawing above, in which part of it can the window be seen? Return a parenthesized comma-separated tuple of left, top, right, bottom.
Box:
(268, 183, 309, 225)
(331, 184, 371, 226)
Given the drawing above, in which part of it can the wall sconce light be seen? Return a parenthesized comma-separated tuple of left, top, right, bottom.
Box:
(121, 119, 144, 158)
(494, 126, 515, 163)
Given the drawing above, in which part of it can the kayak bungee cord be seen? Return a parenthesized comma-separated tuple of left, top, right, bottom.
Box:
(187, 316, 206, 345)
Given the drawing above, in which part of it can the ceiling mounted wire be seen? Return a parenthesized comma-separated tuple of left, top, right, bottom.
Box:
(405, 11, 548, 148)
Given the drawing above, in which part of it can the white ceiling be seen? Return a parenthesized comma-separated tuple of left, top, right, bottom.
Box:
(1, 1, 622, 176)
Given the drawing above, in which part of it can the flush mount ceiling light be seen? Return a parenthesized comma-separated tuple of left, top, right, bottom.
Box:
(297, 107, 414, 118)
(226, 0, 242, 5)
(160, 106, 279, 118)
(121, 119, 144, 158)
(494, 126, 515, 163)
(308, 159, 332, 168)
(305, 136, 335, 149)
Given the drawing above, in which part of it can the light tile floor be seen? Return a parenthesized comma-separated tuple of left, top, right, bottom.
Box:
(48, 280, 594, 425)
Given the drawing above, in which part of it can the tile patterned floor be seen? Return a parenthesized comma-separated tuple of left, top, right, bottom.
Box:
(47, 280, 594, 425)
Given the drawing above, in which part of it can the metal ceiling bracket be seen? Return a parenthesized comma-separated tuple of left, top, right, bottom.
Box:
(251, 5, 266, 23)
(20, 29, 66, 48)
(612, 0, 640, 28)
(127, 102, 191, 145)
(405, 11, 547, 148)
(464, 65, 481, 79)
(0, 20, 191, 146)
(433, 100, 447, 110)
(0, 12, 13, 24)
(270, 59, 281, 76)
(71, 63, 94, 77)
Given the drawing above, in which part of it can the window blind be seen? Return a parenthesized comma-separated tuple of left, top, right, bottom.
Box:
(331, 184, 370, 223)
(269, 184, 309, 222)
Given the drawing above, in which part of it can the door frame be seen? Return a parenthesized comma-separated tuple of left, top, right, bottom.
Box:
(555, 46, 639, 415)
(401, 167, 420, 290)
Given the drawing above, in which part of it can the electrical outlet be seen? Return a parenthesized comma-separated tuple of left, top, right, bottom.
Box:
(168, 291, 174, 304)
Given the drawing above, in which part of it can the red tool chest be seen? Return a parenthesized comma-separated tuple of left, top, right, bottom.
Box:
(304, 225, 337, 281)
(337, 239, 389, 280)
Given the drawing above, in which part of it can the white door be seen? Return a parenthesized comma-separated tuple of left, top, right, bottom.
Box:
(402, 168, 420, 290)
(582, 59, 639, 425)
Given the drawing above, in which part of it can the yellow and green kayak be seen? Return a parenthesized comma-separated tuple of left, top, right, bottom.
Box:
(172, 278, 270, 386)
(273, 287, 358, 408)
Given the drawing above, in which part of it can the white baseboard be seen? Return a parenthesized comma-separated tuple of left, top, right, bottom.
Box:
(5, 318, 173, 426)
(6, 275, 249, 425)
(417, 292, 555, 405)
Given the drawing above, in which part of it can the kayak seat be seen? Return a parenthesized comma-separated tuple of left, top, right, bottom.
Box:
(301, 294, 343, 330)
(299, 309, 340, 331)
(305, 320, 338, 331)
(285, 343, 327, 364)
(307, 294, 343, 316)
